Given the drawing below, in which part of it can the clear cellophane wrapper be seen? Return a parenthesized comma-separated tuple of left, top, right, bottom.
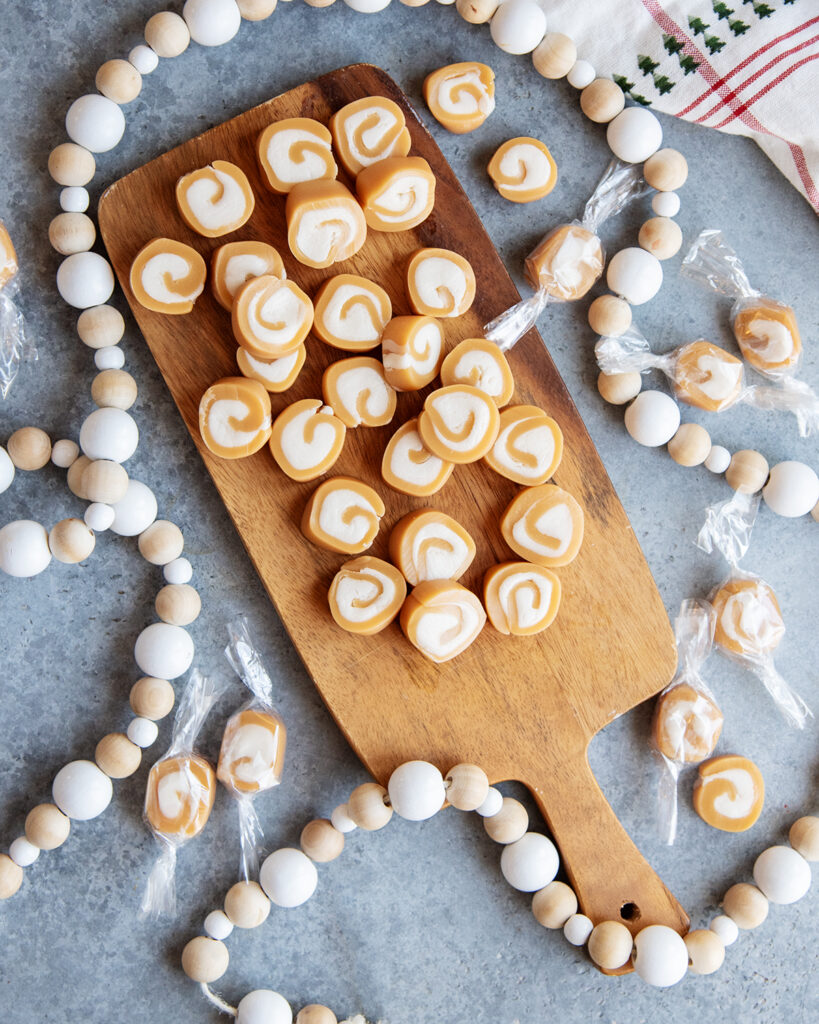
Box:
(140, 669, 225, 919)
(484, 160, 650, 351)
(652, 600, 722, 845)
(0, 220, 36, 399)
(219, 617, 287, 882)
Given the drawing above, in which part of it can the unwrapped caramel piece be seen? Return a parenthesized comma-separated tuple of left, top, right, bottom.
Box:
(400, 579, 486, 663)
(440, 339, 514, 407)
(130, 237, 207, 315)
(406, 247, 476, 318)
(389, 509, 476, 585)
(653, 682, 723, 764)
(693, 754, 764, 833)
(381, 418, 454, 497)
(423, 62, 495, 134)
(330, 97, 411, 178)
(301, 476, 385, 554)
(524, 224, 604, 300)
(232, 275, 313, 359)
(199, 376, 272, 459)
(257, 117, 337, 194)
(501, 484, 584, 568)
(418, 385, 500, 464)
(269, 398, 346, 481)
(488, 137, 557, 203)
(175, 160, 254, 238)
(236, 345, 305, 393)
(313, 274, 391, 351)
(211, 241, 285, 311)
(286, 179, 367, 269)
(712, 577, 784, 658)
(328, 555, 407, 635)
(217, 707, 286, 795)
(356, 156, 436, 232)
(673, 340, 744, 412)
(484, 404, 563, 486)
(0, 220, 18, 290)
(732, 299, 801, 375)
(483, 561, 561, 637)
(381, 315, 444, 391)
(145, 754, 216, 839)
(322, 357, 397, 428)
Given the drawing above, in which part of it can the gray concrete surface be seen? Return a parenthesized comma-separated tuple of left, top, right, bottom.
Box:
(0, 2, 817, 1022)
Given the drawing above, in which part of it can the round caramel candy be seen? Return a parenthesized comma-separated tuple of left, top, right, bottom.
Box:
(440, 339, 514, 407)
(301, 476, 385, 554)
(732, 299, 802, 375)
(329, 96, 411, 178)
(322, 357, 396, 429)
(236, 345, 306, 393)
(175, 160, 254, 238)
(145, 754, 217, 839)
(405, 248, 476, 318)
(712, 577, 784, 658)
(256, 117, 337, 194)
(356, 156, 436, 233)
(381, 315, 444, 391)
(130, 237, 206, 314)
(328, 556, 407, 635)
(313, 274, 391, 352)
(389, 509, 476, 585)
(652, 682, 723, 763)
(673, 340, 744, 412)
(381, 418, 454, 497)
(484, 404, 563, 486)
(500, 484, 584, 568)
(400, 579, 486, 663)
(423, 62, 495, 134)
(199, 377, 272, 459)
(286, 179, 367, 269)
(693, 754, 765, 833)
(217, 708, 286, 795)
(269, 399, 346, 481)
(211, 240, 285, 310)
(232, 275, 314, 359)
(418, 385, 501, 464)
(524, 224, 603, 300)
(488, 137, 557, 203)
(483, 561, 561, 636)
(0, 220, 19, 290)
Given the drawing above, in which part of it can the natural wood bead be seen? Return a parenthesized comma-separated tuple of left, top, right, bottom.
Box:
(66, 454, 92, 498)
(789, 815, 819, 861)
(144, 11, 190, 58)
(304, 0, 337, 6)
(296, 1007, 337, 1024)
(644, 148, 689, 192)
(722, 882, 769, 929)
(95, 59, 142, 104)
(155, 583, 201, 626)
(77, 305, 125, 349)
(82, 459, 129, 504)
(0, 854, 23, 900)
(597, 371, 641, 406)
(455, 0, 499, 23)
(532, 33, 577, 79)
(347, 782, 393, 831)
(138, 520, 184, 565)
(399, 0, 429, 6)
(237, 0, 278, 17)
(483, 797, 528, 844)
(48, 518, 96, 564)
(812, 500, 819, 524)
(300, 818, 345, 862)
(25, 803, 70, 850)
(48, 142, 96, 187)
(587, 920, 633, 970)
(95, 732, 142, 778)
(91, 369, 138, 410)
(445, 763, 489, 811)
(579, 79, 625, 124)
(49, 212, 96, 255)
(532, 880, 577, 929)
(685, 928, 725, 974)
(668, 423, 711, 467)
(725, 450, 769, 494)
(130, 676, 175, 720)
(588, 295, 632, 337)
(638, 217, 683, 260)
(181, 936, 229, 983)
(7, 427, 51, 470)
(224, 880, 271, 929)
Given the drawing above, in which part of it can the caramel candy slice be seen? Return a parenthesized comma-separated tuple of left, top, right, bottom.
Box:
(653, 682, 723, 764)
(400, 580, 486, 663)
(524, 224, 604, 300)
(328, 555, 407, 635)
(211, 241, 285, 311)
(418, 385, 501, 464)
(501, 484, 584, 568)
(406, 248, 476, 318)
(693, 754, 765, 833)
(257, 117, 337, 194)
(322, 357, 397, 428)
(130, 237, 206, 315)
(381, 418, 454, 498)
(673, 340, 744, 412)
(301, 476, 385, 554)
(217, 707, 286, 795)
(381, 315, 444, 391)
(145, 754, 216, 839)
(232, 275, 313, 359)
(0, 220, 18, 290)
(356, 156, 436, 233)
(389, 509, 476, 585)
(269, 398, 346, 481)
(488, 137, 557, 203)
(286, 180, 368, 269)
(329, 96, 412, 178)
(199, 376, 272, 459)
(483, 561, 561, 637)
(236, 345, 305, 393)
(733, 299, 801, 375)
(484, 404, 563, 486)
(423, 62, 496, 134)
(712, 577, 784, 658)
(313, 274, 391, 351)
(175, 160, 254, 238)
(440, 339, 514, 407)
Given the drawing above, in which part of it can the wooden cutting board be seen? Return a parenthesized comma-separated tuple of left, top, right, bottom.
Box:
(99, 63, 685, 942)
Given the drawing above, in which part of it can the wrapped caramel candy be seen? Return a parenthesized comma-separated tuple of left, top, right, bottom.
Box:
(0, 219, 35, 398)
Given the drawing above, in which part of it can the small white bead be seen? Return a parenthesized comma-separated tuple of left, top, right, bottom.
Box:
(710, 915, 739, 946)
(183, 0, 242, 45)
(606, 247, 663, 305)
(52, 760, 113, 820)
(134, 622, 195, 679)
(163, 556, 193, 585)
(9, 836, 40, 867)
(624, 391, 681, 447)
(651, 191, 680, 217)
(259, 848, 318, 907)
(51, 439, 80, 468)
(476, 786, 503, 817)
(127, 717, 160, 748)
(705, 444, 731, 474)
(343, 0, 392, 10)
(129, 45, 159, 74)
(0, 521, 52, 578)
(566, 59, 595, 89)
(387, 761, 446, 821)
(753, 845, 812, 904)
(606, 106, 663, 164)
(563, 913, 593, 946)
(84, 502, 115, 532)
(111, 480, 158, 536)
(57, 252, 115, 309)
(0, 446, 14, 494)
(60, 186, 90, 213)
(65, 94, 126, 153)
(236, 989, 293, 1024)
(95, 346, 125, 370)
(204, 909, 234, 940)
(489, 0, 547, 55)
(633, 924, 689, 987)
(500, 832, 559, 891)
(762, 461, 819, 518)
(330, 804, 357, 833)
(79, 407, 139, 463)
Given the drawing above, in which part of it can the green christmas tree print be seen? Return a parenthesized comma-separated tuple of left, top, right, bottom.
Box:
(637, 54, 660, 76)
(613, 74, 635, 93)
(679, 54, 700, 74)
(729, 17, 751, 33)
(663, 33, 685, 55)
(631, 93, 652, 106)
(705, 34, 727, 53)
(653, 74, 676, 95)
(689, 16, 711, 35)
(754, 2, 775, 16)
(713, 2, 734, 19)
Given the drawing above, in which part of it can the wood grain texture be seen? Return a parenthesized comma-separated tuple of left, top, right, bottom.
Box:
(98, 64, 686, 940)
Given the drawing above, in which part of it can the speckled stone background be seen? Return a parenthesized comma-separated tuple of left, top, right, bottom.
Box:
(0, 2, 817, 1022)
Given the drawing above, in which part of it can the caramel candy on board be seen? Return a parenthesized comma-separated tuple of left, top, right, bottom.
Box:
(175, 160, 255, 238)
(732, 299, 801, 375)
(381, 418, 454, 498)
(693, 754, 765, 833)
(524, 224, 604, 300)
(301, 476, 385, 554)
(423, 62, 496, 134)
(653, 682, 723, 763)
(145, 754, 216, 839)
(329, 96, 411, 178)
(381, 315, 444, 391)
(405, 248, 476, 318)
(269, 398, 346, 481)
(712, 577, 784, 658)
(256, 117, 337, 194)
(236, 345, 306, 393)
(673, 340, 744, 412)
(487, 137, 558, 204)
(400, 579, 486, 663)
(211, 241, 285, 311)
(483, 561, 562, 637)
(501, 484, 584, 568)
(322, 357, 397, 428)
(286, 180, 367, 269)
(313, 274, 392, 352)
(232, 275, 313, 359)
(199, 376, 272, 459)
(389, 509, 476, 585)
(484, 404, 563, 486)
(217, 707, 286, 795)
(0, 220, 18, 290)
(328, 556, 407, 635)
(418, 385, 501, 464)
(130, 237, 207, 315)
(356, 156, 436, 233)
(440, 339, 514, 407)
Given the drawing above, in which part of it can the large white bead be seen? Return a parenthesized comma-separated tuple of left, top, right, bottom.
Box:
(490, 0, 547, 54)
(259, 848, 318, 907)
(563, 913, 593, 946)
(9, 836, 40, 867)
(632, 924, 688, 987)
(762, 461, 819, 518)
(52, 760, 113, 820)
(0, 446, 14, 493)
(753, 845, 811, 904)
(500, 832, 559, 891)
(111, 480, 158, 536)
(343, 0, 392, 10)
(624, 391, 680, 447)
(0, 520, 52, 578)
(56, 252, 115, 309)
(134, 622, 194, 679)
(79, 408, 139, 462)
(606, 247, 663, 305)
(606, 107, 663, 164)
(387, 761, 446, 820)
(65, 94, 126, 153)
(183, 0, 242, 44)
(237, 989, 293, 1024)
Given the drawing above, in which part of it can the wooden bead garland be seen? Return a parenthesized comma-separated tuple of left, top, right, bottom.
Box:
(82, 458, 130, 504)
(24, 804, 71, 850)
(48, 142, 96, 186)
(722, 883, 769, 930)
(77, 304, 125, 348)
(483, 796, 527, 844)
(48, 212, 96, 255)
(130, 676, 176, 720)
(7, 427, 51, 470)
(144, 11, 191, 58)
(155, 583, 202, 625)
(725, 450, 769, 495)
(637, 216, 683, 260)
(347, 782, 392, 831)
(667, 423, 711, 468)
(579, 79, 625, 124)
(95, 732, 142, 779)
(587, 920, 633, 970)
(455, 0, 498, 24)
(587, 295, 632, 337)
(91, 369, 138, 409)
(224, 881, 271, 928)
(95, 59, 143, 105)
(138, 520, 185, 565)
(48, 518, 96, 563)
(532, 33, 576, 79)
(790, 816, 819, 861)
(300, 818, 345, 862)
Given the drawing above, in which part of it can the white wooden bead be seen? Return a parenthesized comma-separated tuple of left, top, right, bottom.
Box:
(531, 33, 576, 79)
(588, 920, 633, 970)
(790, 816, 819, 861)
(164, 556, 193, 584)
(566, 59, 595, 89)
(606, 247, 663, 305)
(127, 717, 159, 748)
(181, 937, 229, 983)
(705, 444, 731, 474)
(79, 408, 138, 462)
(651, 191, 680, 217)
(237, 990, 293, 1024)
(475, 786, 503, 817)
(130, 676, 175, 720)
(532, 880, 577, 928)
(606, 107, 663, 164)
(60, 186, 90, 213)
(204, 909, 234, 940)
(259, 848, 318, 907)
(624, 392, 680, 447)
(343, 0, 392, 10)
(57, 252, 115, 309)
(134, 622, 194, 679)
(710, 915, 738, 946)
(563, 913, 593, 946)
(77, 305, 125, 348)
(111, 480, 158, 535)
(632, 924, 688, 986)
(156, 583, 201, 625)
(387, 761, 446, 820)
(597, 371, 641, 406)
(52, 760, 113, 820)
(445, 763, 489, 811)
(9, 837, 40, 867)
(489, 0, 546, 55)
(762, 461, 819, 518)
(0, 446, 14, 493)
(129, 45, 160, 74)
(48, 142, 96, 186)
(685, 928, 725, 975)
(753, 845, 811, 903)
(8, 426, 51, 470)
(145, 11, 191, 57)
(65, 94, 126, 153)
(138, 520, 184, 565)
(183, 0, 243, 44)
(84, 503, 115, 532)
(51, 439, 79, 468)
(237, 0, 278, 18)
(96, 59, 143, 105)
(0, 521, 52, 577)
(500, 832, 559, 891)
(49, 212, 96, 255)
(48, 518, 96, 564)
(82, 459, 130, 504)
(95, 346, 125, 370)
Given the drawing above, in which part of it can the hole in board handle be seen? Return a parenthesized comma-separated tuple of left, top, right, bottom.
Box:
(620, 901, 641, 922)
